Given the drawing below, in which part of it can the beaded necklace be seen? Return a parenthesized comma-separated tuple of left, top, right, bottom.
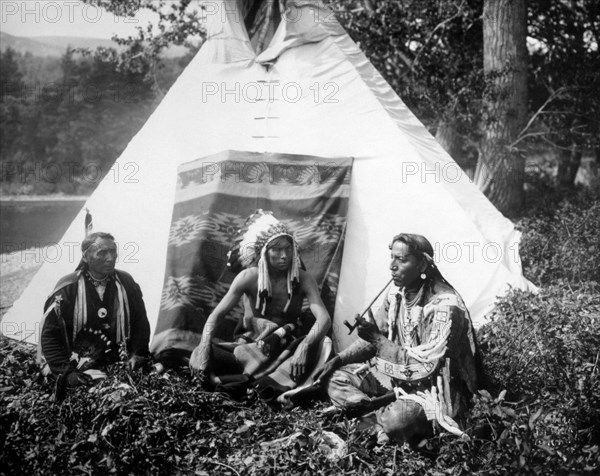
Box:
(86, 271, 111, 288)
(400, 283, 426, 346)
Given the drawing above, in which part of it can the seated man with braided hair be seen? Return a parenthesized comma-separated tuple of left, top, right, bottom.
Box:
(318, 233, 480, 444)
(40, 232, 151, 398)
(189, 210, 331, 402)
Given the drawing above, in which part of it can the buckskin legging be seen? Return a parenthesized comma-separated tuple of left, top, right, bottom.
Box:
(327, 363, 433, 443)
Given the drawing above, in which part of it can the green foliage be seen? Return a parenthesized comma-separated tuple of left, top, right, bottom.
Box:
(2, 2, 600, 472)
(328, 0, 484, 135)
(518, 183, 600, 286)
(0, 48, 25, 164)
(453, 185, 600, 474)
(87, 0, 205, 72)
(0, 339, 445, 475)
(0, 47, 162, 195)
(527, 0, 600, 152)
(4, 1, 599, 196)
(473, 285, 600, 473)
(2, 187, 599, 475)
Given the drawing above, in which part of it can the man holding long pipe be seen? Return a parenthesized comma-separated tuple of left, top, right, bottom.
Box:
(317, 233, 481, 445)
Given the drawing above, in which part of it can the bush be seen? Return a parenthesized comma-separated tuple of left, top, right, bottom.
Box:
(2, 184, 599, 475)
(518, 181, 600, 286)
(0, 337, 447, 475)
(474, 285, 600, 473)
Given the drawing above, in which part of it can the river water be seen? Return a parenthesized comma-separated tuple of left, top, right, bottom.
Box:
(0, 199, 87, 254)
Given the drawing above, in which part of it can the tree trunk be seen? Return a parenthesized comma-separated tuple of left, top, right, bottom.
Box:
(557, 146, 582, 189)
(475, 0, 528, 217)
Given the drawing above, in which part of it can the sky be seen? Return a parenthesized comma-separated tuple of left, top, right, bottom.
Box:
(1, 0, 160, 39)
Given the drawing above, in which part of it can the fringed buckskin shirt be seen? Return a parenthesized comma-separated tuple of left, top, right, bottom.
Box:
(338, 277, 479, 399)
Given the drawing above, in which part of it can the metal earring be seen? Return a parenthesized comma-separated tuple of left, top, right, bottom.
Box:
(420, 273, 427, 280)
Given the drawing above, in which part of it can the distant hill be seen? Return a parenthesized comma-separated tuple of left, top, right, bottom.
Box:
(1, 32, 188, 58)
(1, 31, 122, 56)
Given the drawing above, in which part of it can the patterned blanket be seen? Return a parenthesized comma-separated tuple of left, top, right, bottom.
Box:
(210, 315, 333, 403)
(150, 150, 353, 366)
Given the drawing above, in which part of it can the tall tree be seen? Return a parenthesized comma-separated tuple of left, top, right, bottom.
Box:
(0, 48, 25, 164)
(81, 1, 598, 208)
(87, 0, 205, 90)
(330, 0, 484, 175)
(475, 0, 528, 216)
(527, 0, 600, 188)
(0, 47, 24, 90)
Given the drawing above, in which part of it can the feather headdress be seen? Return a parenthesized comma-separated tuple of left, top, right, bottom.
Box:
(227, 210, 300, 315)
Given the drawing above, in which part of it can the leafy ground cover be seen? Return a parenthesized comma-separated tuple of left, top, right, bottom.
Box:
(1, 184, 599, 475)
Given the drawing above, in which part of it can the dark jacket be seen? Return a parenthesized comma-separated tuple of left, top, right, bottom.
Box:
(41, 269, 150, 375)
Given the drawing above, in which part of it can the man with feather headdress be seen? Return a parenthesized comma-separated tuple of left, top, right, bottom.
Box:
(189, 210, 331, 401)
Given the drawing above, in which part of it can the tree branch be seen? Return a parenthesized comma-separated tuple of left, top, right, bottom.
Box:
(413, 1, 467, 72)
(513, 87, 568, 144)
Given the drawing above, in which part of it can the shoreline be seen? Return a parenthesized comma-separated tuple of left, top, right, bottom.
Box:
(0, 195, 89, 202)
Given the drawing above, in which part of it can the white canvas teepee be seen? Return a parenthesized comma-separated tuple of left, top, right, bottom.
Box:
(2, 0, 533, 352)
